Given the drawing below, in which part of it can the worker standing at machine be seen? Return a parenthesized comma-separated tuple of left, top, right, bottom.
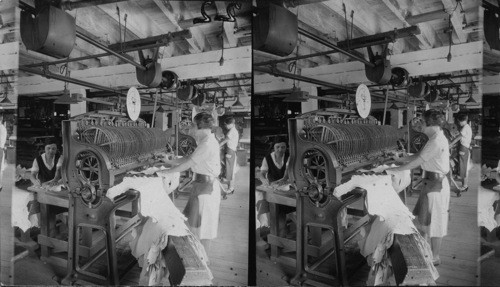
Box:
(160, 112, 221, 255)
(219, 117, 239, 195)
(450, 113, 472, 192)
(387, 109, 450, 266)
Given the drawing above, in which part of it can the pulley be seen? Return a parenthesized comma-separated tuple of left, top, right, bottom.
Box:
(136, 48, 162, 88)
(390, 67, 411, 88)
(253, 3, 298, 57)
(191, 92, 206, 106)
(407, 78, 430, 98)
(160, 71, 179, 90)
(365, 46, 392, 84)
(21, 5, 76, 58)
(177, 83, 198, 101)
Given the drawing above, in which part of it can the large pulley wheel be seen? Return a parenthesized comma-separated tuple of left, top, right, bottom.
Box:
(75, 151, 101, 205)
(301, 149, 330, 205)
(302, 149, 327, 183)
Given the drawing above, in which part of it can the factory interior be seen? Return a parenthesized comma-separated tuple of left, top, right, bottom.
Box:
(3, 0, 252, 285)
(0, 0, 500, 286)
(254, 0, 484, 286)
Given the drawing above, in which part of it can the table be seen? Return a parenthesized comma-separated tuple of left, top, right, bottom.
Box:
(27, 186, 81, 266)
(256, 185, 297, 266)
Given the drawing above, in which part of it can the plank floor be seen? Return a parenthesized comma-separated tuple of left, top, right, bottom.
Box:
(0, 163, 15, 285)
(257, 164, 481, 286)
(12, 164, 250, 286)
(405, 164, 480, 286)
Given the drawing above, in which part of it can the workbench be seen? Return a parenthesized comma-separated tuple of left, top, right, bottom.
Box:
(27, 186, 92, 267)
(256, 185, 296, 266)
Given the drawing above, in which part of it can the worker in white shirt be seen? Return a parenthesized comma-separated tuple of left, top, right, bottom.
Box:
(160, 112, 221, 254)
(450, 113, 472, 192)
(0, 113, 7, 190)
(219, 117, 239, 195)
(387, 110, 450, 266)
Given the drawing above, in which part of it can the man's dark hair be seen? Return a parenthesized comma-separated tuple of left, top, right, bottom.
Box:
(457, 113, 468, 122)
(224, 117, 235, 125)
(194, 112, 215, 129)
(423, 109, 445, 128)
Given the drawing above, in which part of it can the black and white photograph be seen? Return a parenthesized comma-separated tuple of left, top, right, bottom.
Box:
(1, 0, 500, 286)
(8, 0, 252, 285)
(254, 0, 482, 285)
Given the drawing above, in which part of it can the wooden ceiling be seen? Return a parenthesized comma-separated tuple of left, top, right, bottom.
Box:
(17, 0, 252, 108)
(254, 0, 483, 106)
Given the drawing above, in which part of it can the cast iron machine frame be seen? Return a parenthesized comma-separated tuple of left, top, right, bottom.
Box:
(60, 112, 169, 285)
(288, 110, 404, 286)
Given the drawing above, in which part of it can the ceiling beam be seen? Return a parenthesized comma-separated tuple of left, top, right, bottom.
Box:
(19, 46, 251, 94)
(152, 0, 204, 53)
(0, 42, 19, 70)
(255, 41, 482, 92)
(61, 0, 129, 10)
(406, 9, 448, 25)
(379, 0, 434, 49)
(23, 30, 190, 68)
(320, 1, 410, 54)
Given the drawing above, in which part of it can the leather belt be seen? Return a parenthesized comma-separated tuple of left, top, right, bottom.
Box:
(194, 174, 216, 183)
(423, 171, 445, 180)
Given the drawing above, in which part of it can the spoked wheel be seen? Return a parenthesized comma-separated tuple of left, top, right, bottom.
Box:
(301, 149, 329, 205)
(76, 151, 101, 188)
(75, 151, 101, 205)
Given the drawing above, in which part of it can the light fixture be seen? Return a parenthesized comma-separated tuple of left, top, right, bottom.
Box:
(156, 105, 165, 113)
(232, 95, 243, 107)
(465, 85, 477, 105)
(465, 94, 477, 104)
(283, 87, 309, 102)
(389, 102, 399, 109)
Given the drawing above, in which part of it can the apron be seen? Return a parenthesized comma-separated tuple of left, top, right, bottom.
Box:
(413, 177, 443, 226)
(183, 176, 221, 240)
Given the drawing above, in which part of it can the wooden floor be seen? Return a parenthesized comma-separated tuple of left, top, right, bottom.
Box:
(0, 163, 15, 285)
(12, 164, 250, 286)
(405, 164, 480, 286)
(174, 165, 250, 286)
(257, 164, 481, 286)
